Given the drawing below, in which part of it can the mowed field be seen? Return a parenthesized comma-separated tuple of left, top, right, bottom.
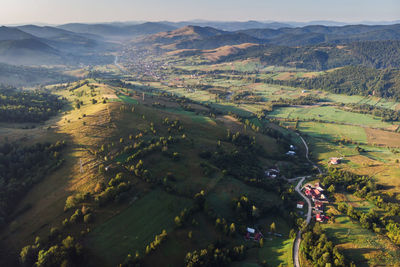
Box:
(365, 128, 400, 147)
(299, 122, 368, 144)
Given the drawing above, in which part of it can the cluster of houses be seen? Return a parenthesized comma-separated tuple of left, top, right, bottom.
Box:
(303, 182, 330, 222)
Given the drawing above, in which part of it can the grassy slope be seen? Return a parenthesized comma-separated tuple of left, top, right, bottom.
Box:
(87, 189, 193, 266)
(0, 81, 117, 254)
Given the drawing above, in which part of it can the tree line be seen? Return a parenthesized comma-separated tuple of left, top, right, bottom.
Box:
(277, 66, 400, 101)
(0, 141, 66, 229)
(0, 86, 65, 123)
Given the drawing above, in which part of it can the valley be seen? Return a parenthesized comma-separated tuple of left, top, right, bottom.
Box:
(0, 18, 400, 267)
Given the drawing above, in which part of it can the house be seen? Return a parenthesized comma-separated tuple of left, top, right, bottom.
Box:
(320, 194, 326, 200)
(245, 227, 263, 241)
(286, 151, 296, 156)
(316, 213, 329, 222)
(247, 227, 255, 234)
(305, 189, 312, 196)
(290, 145, 296, 150)
(313, 189, 321, 196)
(315, 182, 324, 191)
(315, 201, 323, 208)
(297, 201, 304, 209)
(265, 168, 280, 178)
(304, 184, 312, 190)
(329, 157, 341, 165)
(105, 164, 118, 172)
(314, 201, 324, 211)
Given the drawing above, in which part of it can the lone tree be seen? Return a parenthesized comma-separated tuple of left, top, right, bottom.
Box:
(270, 222, 276, 233)
(229, 223, 236, 235)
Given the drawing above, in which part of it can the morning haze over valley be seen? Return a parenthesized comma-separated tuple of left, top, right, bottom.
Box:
(0, 1, 400, 266)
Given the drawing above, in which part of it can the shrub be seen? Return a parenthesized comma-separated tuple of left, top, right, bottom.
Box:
(84, 213, 93, 223)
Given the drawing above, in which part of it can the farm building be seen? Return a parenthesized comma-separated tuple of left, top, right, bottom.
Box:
(245, 227, 263, 241)
(329, 157, 341, 165)
(297, 201, 304, 209)
(265, 168, 280, 178)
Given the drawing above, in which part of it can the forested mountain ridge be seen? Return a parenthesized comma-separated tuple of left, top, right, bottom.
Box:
(272, 66, 400, 100)
(238, 23, 400, 45)
(213, 40, 400, 70)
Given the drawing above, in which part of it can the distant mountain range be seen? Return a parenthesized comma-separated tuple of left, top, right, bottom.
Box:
(0, 22, 177, 65)
(57, 22, 176, 40)
(133, 23, 400, 50)
(160, 21, 292, 31)
(0, 20, 400, 66)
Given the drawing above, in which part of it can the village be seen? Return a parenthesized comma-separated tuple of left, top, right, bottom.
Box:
(301, 182, 329, 223)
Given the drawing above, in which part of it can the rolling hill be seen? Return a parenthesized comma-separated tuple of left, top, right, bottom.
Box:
(137, 25, 227, 45)
(0, 36, 63, 65)
(16, 25, 103, 53)
(0, 26, 117, 66)
(0, 26, 35, 41)
(57, 22, 176, 40)
(135, 25, 265, 50)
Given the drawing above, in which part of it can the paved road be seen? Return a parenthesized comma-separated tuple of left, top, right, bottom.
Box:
(293, 176, 312, 267)
(114, 55, 128, 73)
(293, 134, 322, 267)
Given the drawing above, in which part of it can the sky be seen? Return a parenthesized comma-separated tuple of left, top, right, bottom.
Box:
(1, 0, 399, 25)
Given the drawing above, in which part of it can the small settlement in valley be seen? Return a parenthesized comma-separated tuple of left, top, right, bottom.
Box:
(303, 182, 329, 222)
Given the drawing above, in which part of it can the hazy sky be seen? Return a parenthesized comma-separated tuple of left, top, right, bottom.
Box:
(1, 0, 399, 25)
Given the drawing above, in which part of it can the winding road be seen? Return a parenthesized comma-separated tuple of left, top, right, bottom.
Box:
(293, 134, 322, 267)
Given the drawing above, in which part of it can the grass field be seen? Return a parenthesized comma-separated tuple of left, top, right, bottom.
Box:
(87, 189, 193, 266)
(322, 214, 400, 266)
(269, 106, 396, 129)
(206, 176, 281, 220)
(259, 238, 294, 267)
(299, 121, 368, 144)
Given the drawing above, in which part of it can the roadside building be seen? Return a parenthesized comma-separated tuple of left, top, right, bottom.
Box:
(297, 201, 304, 209)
